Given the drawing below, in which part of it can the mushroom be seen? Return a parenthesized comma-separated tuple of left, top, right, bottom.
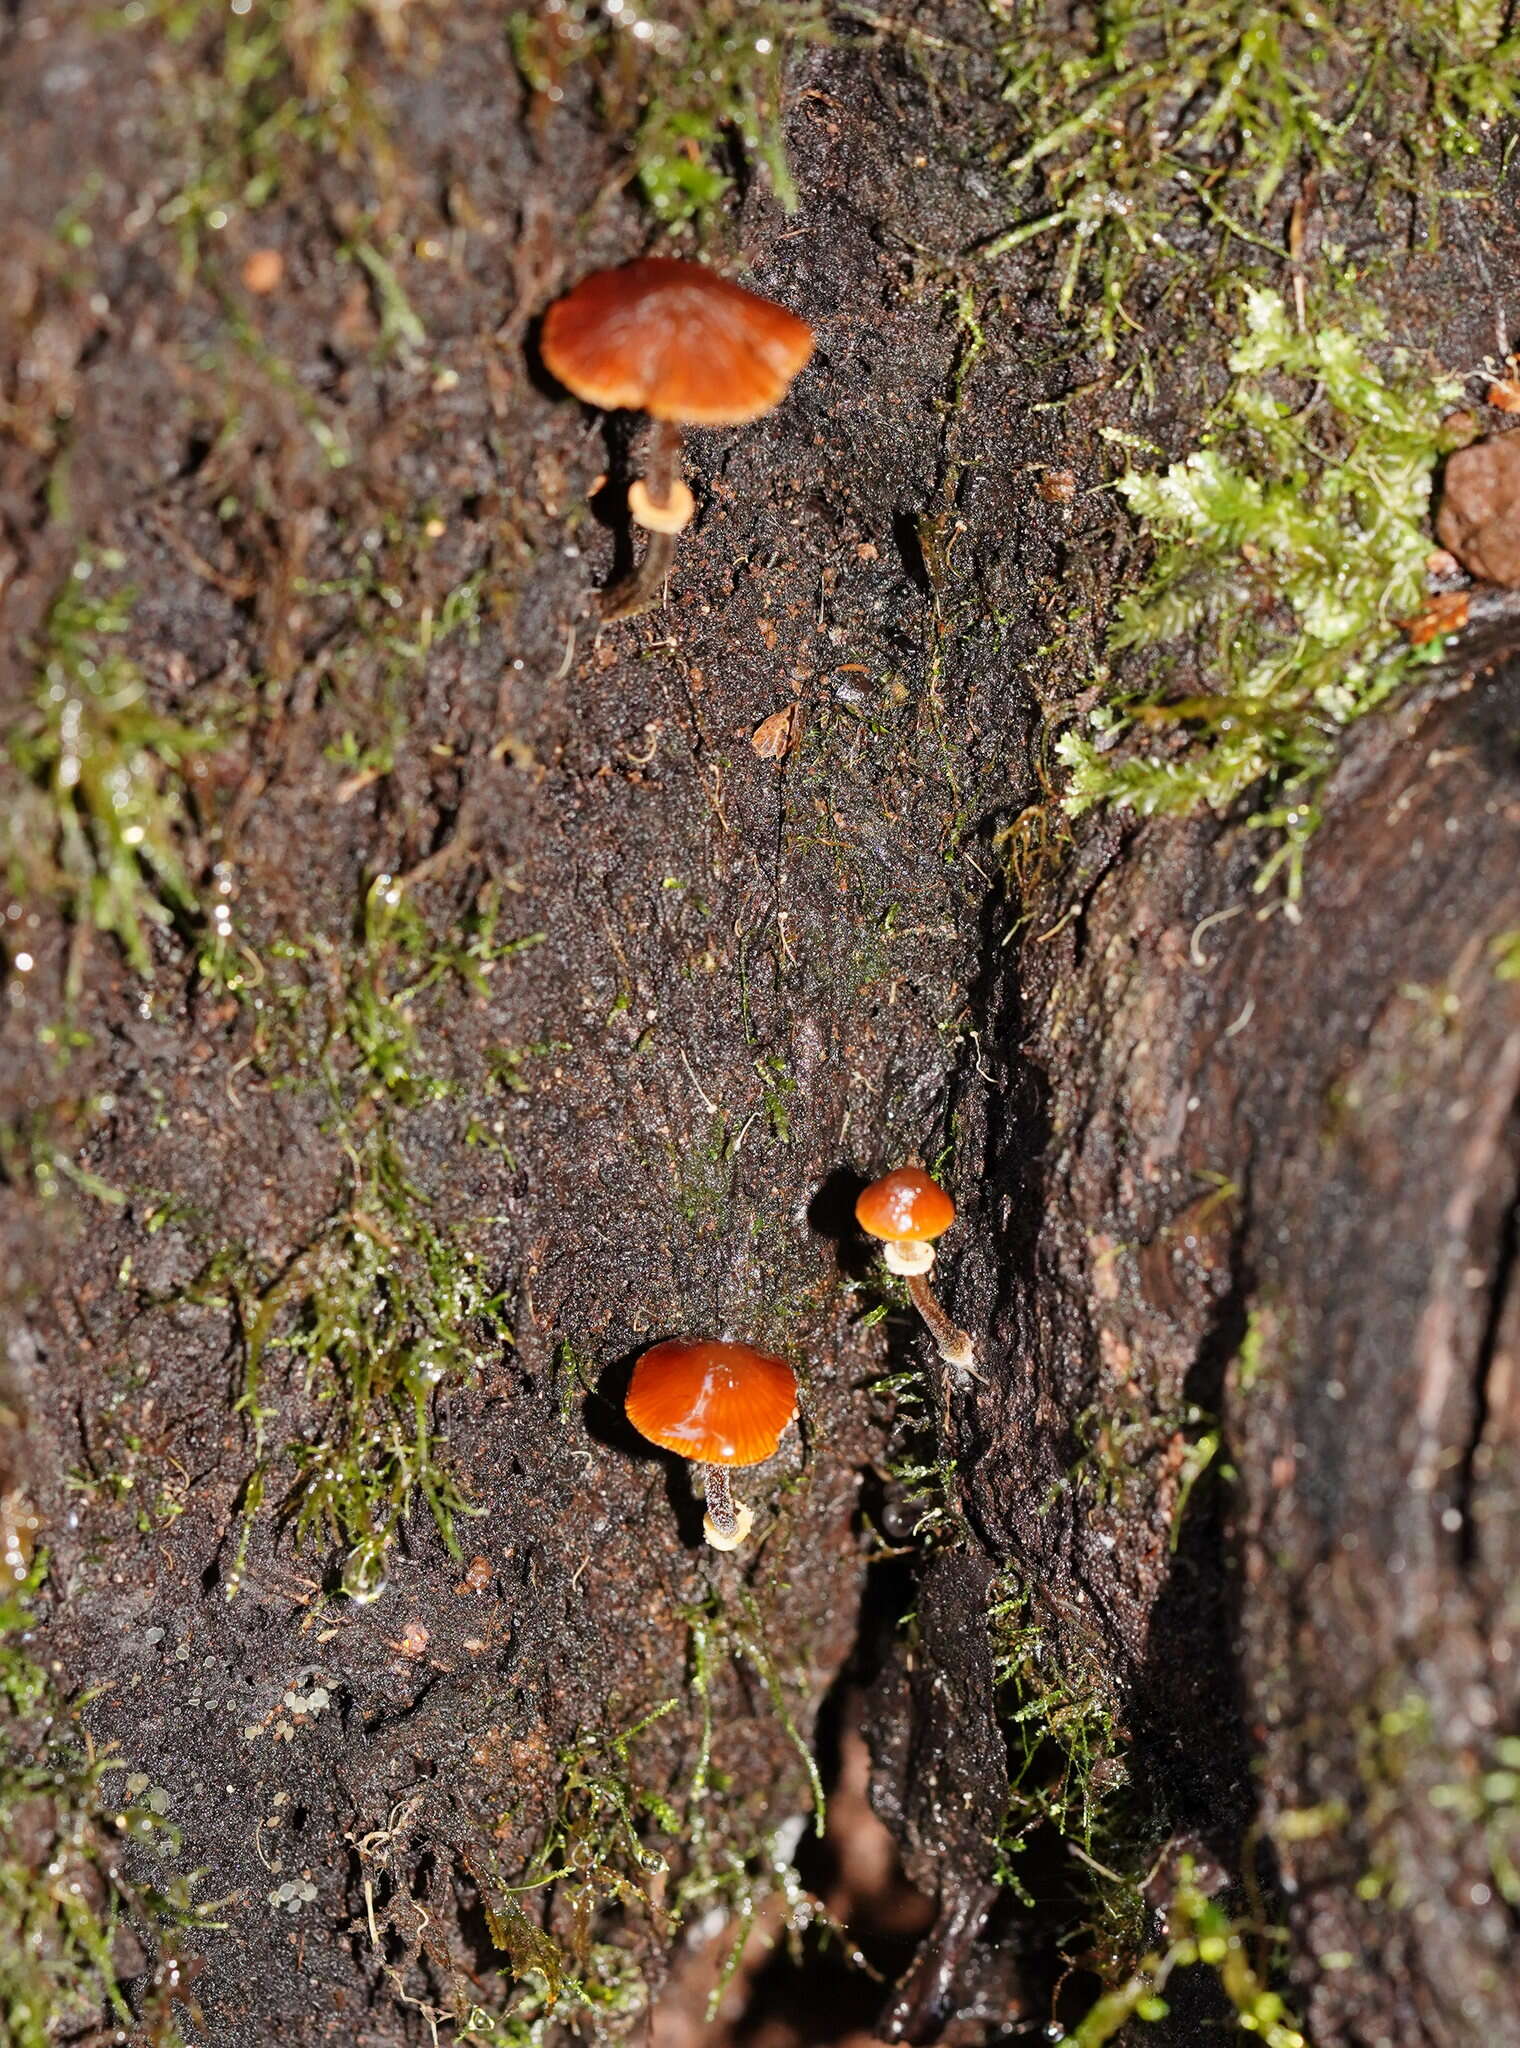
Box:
(625, 1337, 799, 1550)
(540, 257, 814, 620)
(856, 1166, 978, 1378)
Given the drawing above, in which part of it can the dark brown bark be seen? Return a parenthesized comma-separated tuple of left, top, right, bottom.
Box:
(882, 644, 1520, 2044)
(1, 4, 1517, 2045)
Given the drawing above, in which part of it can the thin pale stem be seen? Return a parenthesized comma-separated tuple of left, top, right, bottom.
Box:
(644, 418, 683, 509)
(700, 1466, 753, 1549)
(601, 420, 687, 619)
(907, 1271, 980, 1379)
(703, 1464, 737, 1540)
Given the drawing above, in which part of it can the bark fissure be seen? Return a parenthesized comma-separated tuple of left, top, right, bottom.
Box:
(1457, 1111, 1520, 1570)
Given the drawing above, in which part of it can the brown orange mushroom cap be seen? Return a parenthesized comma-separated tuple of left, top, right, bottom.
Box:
(540, 259, 814, 427)
(626, 1339, 799, 1467)
(856, 1167, 956, 1245)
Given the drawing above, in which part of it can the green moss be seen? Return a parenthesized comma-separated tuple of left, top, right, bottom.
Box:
(203, 873, 542, 1108)
(1360, 1688, 1520, 1913)
(1056, 289, 1466, 902)
(1232, 1308, 1268, 1395)
(5, 556, 217, 995)
(186, 869, 549, 1601)
(437, 1714, 680, 2040)
(1429, 1737, 1520, 1904)
(348, 1782, 638, 2041)
(510, 0, 822, 230)
(0, 1104, 127, 1213)
(304, 553, 490, 796)
(0, 1564, 217, 2048)
(1057, 1856, 1307, 2048)
(629, 1, 819, 225)
(991, 1565, 1294, 2032)
(125, 0, 394, 282)
(755, 1053, 796, 1143)
(665, 1115, 720, 1225)
(452, 1945, 648, 2046)
(344, 873, 542, 1107)
(486, 1036, 569, 1100)
(666, 1589, 865, 2017)
(358, 1595, 850, 2040)
(187, 1124, 506, 1604)
(727, 1586, 828, 1835)
(363, 1709, 684, 2042)
(983, 0, 1520, 351)
(346, 235, 428, 357)
(869, 1365, 962, 1554)
(987, 1571, 1142, 1969)
(506, 1704, 682, 1921)
(990, 1341, 1306, 2043)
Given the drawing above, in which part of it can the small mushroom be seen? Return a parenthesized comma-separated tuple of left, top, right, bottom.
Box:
(856, 1166, 978, 1378)
(625, 1337, 799, 1550)
(540, 258, 814, 620)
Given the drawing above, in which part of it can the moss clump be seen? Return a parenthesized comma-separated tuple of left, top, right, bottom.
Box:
(337, 872, 542, 1111)
(126, 0, 397, 280)
(0, 1564, 214, 2048)
(1362, 1688, 1520, 1913)
(356, 1597, 850, 2040)
(350, 1713, 673, 2043)
(191, 876, 541, 1601)
(5, 556, 215, 993)
(1058, 1856, 1307, 2048)
(986, 1568, 1304, 2043)
(536, 1708, 682, 1888)
(984, 0, 1520, 348)
(1056, 289, 1467, 901)
(195, 1124, 507, 1605)
(628, 0, 819, 224)
(987, 1548, 1303, 2044)
(510, 0, 822, 228)
(1053, 1378, 1222, 1553)
(870, 1365, 963, 1553)
(304, 556, 490, 793)
(987, 1572, 1144, 1974)
(986, 1572, 1310, 2045)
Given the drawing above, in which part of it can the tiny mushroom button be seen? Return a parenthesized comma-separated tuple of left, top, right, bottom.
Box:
(856, 1166, 978, 1378)
(540, 257, 814, 620)
(625, 1337, 799, 1551)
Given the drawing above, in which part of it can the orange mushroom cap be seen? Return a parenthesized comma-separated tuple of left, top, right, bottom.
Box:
(540, 259, 814, 427)
(855, 1167, 956, 1245)
(626, 1339, 799, 1467)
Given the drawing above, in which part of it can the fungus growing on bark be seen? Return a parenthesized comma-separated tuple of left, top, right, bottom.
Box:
(856, 1166, 977, 1377)
(540, 257, 814, 620)
(625, 1337, 799, 1550)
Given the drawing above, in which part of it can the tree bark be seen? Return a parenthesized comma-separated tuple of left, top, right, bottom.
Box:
(875, 644, 1520, 2044)
(0, 5, 1516, 2045)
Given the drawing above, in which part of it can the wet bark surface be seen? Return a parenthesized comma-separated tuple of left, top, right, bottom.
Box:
(991, 648, 1520, 2047)
(1, 5, 1518, 2046)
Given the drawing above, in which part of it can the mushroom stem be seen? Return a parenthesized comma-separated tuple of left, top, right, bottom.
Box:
(644, 418, 684, 510)
(600, 530, 676, 621)
(701, 1465, 754, 1551)
(882, 1239, 936, 1279)
(601, 420, 688, 621)
(905, 1271, 981, 1381)
(704, 1464, 736, 1536)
